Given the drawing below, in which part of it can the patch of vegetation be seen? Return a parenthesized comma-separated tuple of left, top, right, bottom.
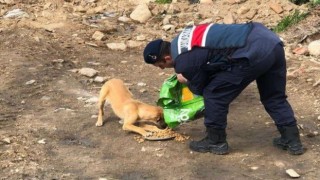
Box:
(272, 10, 309, 33)
(311, 0, 320, 5)
(155, 0, 172, 4)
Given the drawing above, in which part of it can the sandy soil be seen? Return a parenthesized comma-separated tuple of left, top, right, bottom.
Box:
(0, 1, 320, 179)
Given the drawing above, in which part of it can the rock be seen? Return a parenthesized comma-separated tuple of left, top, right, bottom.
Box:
(130, 4, 152, 23)
(162, 24, 175, 31)
(269, 3, 283, 14)
(137, 82, 146, 86)
(286, 169, 300, 178)
(85, 97, 99, 104)
(37, 139, 46, 144)
(314, 79, 320, 87)
(94, 76, 107, 83)
(199, 18, 213, 24)
(136, 35, 146, 41)
(2, 138, 11, 144)
(127, 40, 144, 48)
(118, 16, 132, 23)
(73, 6, 87, 13)
(200, 0, 213, 4)
(237, 6, 250, 15)
(85, 42, 99, 47)
(79, 68, 98, 77)
(42, 23, 65, 32)
(3, 9, 29, 19)
(308, 40, 320, 56)
(52, 59, 65, 63)
(306, 131, 319, 137)
(235, 0, 247, 3)
(25, 80, 36, 85)
(246, 9, 257, 19)
(87, 62, 101, 66)
(41, 96, 51, 101)
(139, 89, 147, 93)
(223, 12, 235, 24)
(92, 31, 106, 41)
(292, 47, 309, 55)
(0, 0, 14, 4)
(227, 0, 237, 5)
(274, 161, 285, 168)
(106, 42, 127, 51)
(163, 15, 172, 25)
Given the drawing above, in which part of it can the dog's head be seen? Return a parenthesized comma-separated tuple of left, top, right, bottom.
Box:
(155, 107, 167, 129)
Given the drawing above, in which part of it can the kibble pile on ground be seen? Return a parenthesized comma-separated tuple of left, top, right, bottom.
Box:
(134, 128, 190, 143)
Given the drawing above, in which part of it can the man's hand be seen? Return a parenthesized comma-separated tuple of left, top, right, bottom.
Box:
(177, 74, 188, 84)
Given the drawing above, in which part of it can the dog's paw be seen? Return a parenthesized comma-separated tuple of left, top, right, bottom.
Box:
(95, 121, 103, 126)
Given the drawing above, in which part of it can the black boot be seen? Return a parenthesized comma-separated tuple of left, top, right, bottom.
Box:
(273, 126, 304, 155)
(189, 127, 229, 155)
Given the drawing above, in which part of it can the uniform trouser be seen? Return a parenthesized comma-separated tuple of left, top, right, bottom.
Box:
(203, 43, 296, 129)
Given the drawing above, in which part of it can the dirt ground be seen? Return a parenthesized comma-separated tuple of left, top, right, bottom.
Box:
(1, 1, 320, 180)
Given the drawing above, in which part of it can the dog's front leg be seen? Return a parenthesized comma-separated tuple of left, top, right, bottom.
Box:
(140, 124, 164, 132)
(123, 123, 152, 137)
(122, 113, 152, 137)
(96, 99, 105, 126)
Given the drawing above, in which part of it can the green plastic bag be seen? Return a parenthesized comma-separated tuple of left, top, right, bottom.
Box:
(157, 74, 205, 128)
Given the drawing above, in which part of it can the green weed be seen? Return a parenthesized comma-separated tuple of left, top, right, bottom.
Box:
(155, 0, 172, 4)
(272, 10, 309, 33)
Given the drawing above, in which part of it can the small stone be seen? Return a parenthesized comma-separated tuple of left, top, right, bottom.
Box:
(37, 139, 46, 144)
(2, 138, 11, 144)
(94, 76, 107, 83)
(52, 59, 65, 63)
(106, 43, 127, 51)
(274, 161, 285, 168)
(286, 169, 300, 178)
(92, 31, 106, 41)
(250, 166, 259, 170)
(118, 16, 131, 23)
(85, 97, 99, 104)
(137, 82, 146, 86)
(292, 47, 308, 55)
(162, 24, 175, 31)
(87, 62, 101, 66)
(136, 35, 146, 41)
(85, 42, 99, 47)
(141, 147, 146, 152)
(269, 3, 283, 14)
(91, 115, 98, 118)
(79, 68, 98, 77)
(25, 80, 36, 85)
(140, 89, 147, 93)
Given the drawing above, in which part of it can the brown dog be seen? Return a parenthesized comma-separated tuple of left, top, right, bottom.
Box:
(96, 78, 166, 137)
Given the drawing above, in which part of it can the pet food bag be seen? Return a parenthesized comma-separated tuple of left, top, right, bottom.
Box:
(157, 74, 205, 128)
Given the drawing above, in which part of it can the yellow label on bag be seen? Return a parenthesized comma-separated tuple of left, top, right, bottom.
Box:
(181, 86, 194, 102)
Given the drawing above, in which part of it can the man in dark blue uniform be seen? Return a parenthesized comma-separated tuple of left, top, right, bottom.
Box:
(143, 22, 304, 155)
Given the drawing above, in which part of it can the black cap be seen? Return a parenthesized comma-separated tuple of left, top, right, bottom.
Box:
(143, 39, 163, 64)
